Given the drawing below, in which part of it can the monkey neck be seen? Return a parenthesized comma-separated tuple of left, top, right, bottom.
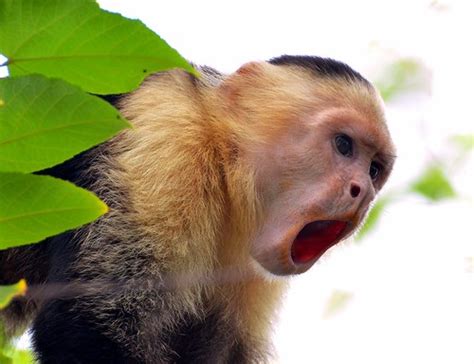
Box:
(111, 73, 258, 277)
(90, 70, 286, 351)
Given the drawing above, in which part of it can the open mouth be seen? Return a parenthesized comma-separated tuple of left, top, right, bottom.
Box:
(291, 220, 348, 265)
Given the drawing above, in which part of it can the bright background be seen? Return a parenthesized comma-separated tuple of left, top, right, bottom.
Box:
(18, 0, 474, 363)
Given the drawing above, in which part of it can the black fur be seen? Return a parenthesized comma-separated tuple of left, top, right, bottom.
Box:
(32, 299, 134, 364)
(1, 146, 253, 363)
(164, 312, 255, 364)
(98, 93, 123, 107)
(269, 55, 370, 85)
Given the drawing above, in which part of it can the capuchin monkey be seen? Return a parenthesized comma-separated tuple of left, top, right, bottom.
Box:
(0, 55, 395, 363)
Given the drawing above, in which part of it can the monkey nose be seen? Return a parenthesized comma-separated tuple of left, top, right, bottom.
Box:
(350, 183, 361, 198)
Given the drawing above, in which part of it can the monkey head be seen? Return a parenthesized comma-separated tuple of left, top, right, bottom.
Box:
(220, 58, 395, 276)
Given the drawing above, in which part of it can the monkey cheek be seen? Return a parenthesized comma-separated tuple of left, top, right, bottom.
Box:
(250, 246, 297, 276)
(250, 225, 307, 276)
(251, 229, 296, 276)
(251, 241, 321, 276)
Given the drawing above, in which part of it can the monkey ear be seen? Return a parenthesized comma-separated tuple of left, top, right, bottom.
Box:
(234, 61, 264, 77)
(219, 62, 265, 103)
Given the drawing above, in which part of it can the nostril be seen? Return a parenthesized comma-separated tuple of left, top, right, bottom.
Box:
(350, 184, 361, 198)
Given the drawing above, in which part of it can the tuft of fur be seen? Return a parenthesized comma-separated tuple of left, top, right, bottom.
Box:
(0, 57, 380, 363)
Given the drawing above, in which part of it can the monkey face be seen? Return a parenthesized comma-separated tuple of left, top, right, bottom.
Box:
(248, 106, 395, 276)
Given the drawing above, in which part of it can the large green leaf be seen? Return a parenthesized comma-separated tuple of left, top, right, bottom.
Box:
(0, 0, 195, 94)
(0, 280, 27, 310)
(410, 165, 456, 201)
(0, 75, 129, 173)
(0, 173, 107, 249)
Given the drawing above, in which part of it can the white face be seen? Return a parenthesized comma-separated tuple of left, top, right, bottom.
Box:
(248, 107, 395, 276)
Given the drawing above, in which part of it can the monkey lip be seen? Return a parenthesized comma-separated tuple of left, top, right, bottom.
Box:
(291, 220, 348, 265)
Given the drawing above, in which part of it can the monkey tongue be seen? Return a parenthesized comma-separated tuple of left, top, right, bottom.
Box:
(291, 220, 347, 265)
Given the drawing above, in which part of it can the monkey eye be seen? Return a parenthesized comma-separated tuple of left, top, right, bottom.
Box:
(335, 134, 353, 157)
(369, 161, 382, 181)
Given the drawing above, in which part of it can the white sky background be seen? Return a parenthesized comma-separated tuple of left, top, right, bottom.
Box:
(13, 0, 473, 362)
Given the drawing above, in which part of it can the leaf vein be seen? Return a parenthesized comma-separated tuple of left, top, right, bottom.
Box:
(0, 118, 118, 148)
(0, 206, 100, 224)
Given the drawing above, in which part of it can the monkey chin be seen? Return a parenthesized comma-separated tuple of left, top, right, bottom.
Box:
(252, 219, 352, 277)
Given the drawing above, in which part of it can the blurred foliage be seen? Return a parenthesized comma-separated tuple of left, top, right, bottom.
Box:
(1, 320, 34, 364)
(410, 164, 456, 201)
(323, 290, 353, 318)
(450, 134, 474, 152)
(357, 147, 460, 241)
(9, 350, 35, 364)
(0, 347, 34, 364)
(0, 280, 29, 363)
(0, 280, 26, 310)
(375, 58, 430, 102)
(356, 195, 394, 241)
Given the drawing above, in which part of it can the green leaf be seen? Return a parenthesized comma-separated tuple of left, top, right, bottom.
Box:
(0, 280, 27, 310)
(0, 0, 195, 94)
(0, 173, 108, 249)
(0, 75, 129, 173)
(356, 196, 392, 241)
(410, 165, 456, 201)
